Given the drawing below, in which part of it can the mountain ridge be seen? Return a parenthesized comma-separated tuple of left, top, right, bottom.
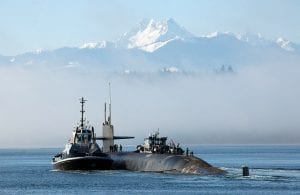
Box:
(1, 18, 299, 73)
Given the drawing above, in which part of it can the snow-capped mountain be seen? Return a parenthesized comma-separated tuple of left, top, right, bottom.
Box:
(276, 37, 299, 52)
(238, 32, 272, 47)
(117, 18, 194, 52)
(1, 18, 299, 73)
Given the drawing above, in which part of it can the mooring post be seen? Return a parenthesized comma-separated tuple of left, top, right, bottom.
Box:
(242, 166, 249, 176)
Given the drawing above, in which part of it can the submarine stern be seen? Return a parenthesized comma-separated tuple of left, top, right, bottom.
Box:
(110, 152, 224, 175)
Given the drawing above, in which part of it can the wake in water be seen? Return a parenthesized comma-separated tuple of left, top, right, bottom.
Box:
(222, 167, 300, 182)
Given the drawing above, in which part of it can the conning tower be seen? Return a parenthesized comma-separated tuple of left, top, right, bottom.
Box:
(102, 83, 114, 152)
(100, 83, 134, 153)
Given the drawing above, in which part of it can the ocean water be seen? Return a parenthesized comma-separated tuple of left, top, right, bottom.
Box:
(0, 145, 299, 194)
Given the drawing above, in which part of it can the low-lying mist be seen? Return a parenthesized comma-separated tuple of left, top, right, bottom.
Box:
(0, 62, 299, 148)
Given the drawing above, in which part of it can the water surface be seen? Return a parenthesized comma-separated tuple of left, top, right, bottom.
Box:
(0, 145, 299, 194)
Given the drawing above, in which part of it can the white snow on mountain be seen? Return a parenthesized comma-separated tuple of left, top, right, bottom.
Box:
(34, 49, 47, 54)
(2, 18, 299, 72)
(127, 19, 169, 48)
(139, 37, 181, 52)
(238, 32, 271, 46)
(78, 18, 298, 55)
(117, 18, 194, 52)
(80, 41, 113, 49)
(205, 31, 219, 38)
(161, 66, 181, 73)
(204, 31, 243, 40)
(276, 38, 295, 52)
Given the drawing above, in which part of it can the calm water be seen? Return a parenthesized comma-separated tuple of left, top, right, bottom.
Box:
(0, 145, 299, 194)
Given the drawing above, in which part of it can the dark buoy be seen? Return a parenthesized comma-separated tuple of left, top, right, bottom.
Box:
(242, 166, 249, 176)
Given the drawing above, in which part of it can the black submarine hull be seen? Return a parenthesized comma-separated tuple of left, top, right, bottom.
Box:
(52, 153, 224, 174)
(52, 156, 113, 170)
(109, 152, 224, 175)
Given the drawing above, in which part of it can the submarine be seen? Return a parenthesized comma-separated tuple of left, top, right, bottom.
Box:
(109, 131, 223, 175)
(52, 85, 224, 175)
(98, 85, 224, 175)
(52, 97, 113, 170)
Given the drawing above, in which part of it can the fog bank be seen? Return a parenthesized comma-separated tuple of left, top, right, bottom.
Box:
(0, 63, 299, 148)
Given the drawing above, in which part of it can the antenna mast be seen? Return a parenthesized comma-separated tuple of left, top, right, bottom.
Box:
(108, 82, 112, 125)
(104, 102, 107, 124)
(79, 97, 87, 128)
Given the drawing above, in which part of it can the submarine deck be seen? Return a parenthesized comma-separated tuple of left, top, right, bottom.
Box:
(108, 152, 224, 175)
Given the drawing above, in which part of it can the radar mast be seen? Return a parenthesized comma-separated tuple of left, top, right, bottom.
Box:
(108, 82, 112, 125)
(79, 97, 87, 128)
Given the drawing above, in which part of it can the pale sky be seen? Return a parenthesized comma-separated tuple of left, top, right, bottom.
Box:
(0, 1, 300, 148)
(0, 0, 299, 55)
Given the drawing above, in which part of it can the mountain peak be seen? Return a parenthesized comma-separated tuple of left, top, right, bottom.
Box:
(237, 32, 272, 46)
(117, 18, 194, 52)
(276, 37, 295, 52)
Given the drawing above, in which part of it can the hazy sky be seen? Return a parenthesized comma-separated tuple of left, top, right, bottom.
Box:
(0, 1, 300, 148)
(0, 0, 300, 55)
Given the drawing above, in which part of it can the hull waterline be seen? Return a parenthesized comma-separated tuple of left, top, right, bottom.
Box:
(110, 152, 225, 175)
(53, 156, 113, 170)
